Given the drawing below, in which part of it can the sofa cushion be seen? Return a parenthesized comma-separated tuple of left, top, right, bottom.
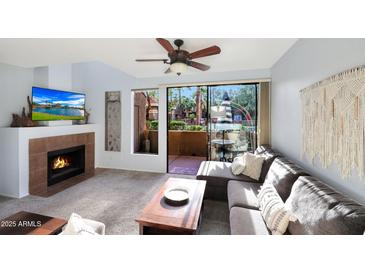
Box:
(264, 157, 308, 201)
(197, 161, 258, 200)
(230, 207, 269, 235)
(258, 149, 281, 183)
(197, 161, 258, 185)
(255, 144, 272, 155)
(228, 180, 261, 210)
(285, 176, 365, 235)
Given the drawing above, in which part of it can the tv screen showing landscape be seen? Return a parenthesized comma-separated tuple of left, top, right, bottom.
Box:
(32, 87, 85, 121)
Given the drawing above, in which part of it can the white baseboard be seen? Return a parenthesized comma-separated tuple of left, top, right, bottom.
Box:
(0, 192, 21, 199)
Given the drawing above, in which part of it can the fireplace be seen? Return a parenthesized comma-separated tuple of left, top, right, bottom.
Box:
(47, 145, 85, 186)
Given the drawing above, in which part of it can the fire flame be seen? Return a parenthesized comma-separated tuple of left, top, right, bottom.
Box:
(52, 156, 71, 170)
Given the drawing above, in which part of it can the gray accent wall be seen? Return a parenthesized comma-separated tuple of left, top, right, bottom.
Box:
(271, 38, 365, 204)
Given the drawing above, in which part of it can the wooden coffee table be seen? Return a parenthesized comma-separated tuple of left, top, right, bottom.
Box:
(0, 211, 67, 235)
(136, 177, 206, 235)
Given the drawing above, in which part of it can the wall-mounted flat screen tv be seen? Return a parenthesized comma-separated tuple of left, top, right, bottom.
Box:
(32, 87, 86, 121)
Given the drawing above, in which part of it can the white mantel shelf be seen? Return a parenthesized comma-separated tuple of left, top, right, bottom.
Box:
(0, 124, 98, 198)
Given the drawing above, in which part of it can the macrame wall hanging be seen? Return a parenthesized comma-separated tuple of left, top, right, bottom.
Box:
(301, 65, 365, 179)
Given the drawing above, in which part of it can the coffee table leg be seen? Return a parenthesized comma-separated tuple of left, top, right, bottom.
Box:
(195, 201, 205, 235)
(139, 224, 144, 235)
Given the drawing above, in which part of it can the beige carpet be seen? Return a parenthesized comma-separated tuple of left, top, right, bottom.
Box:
(0, 169, 230, 235)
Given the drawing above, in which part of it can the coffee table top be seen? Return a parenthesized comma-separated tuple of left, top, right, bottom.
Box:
(136, 177, 206, 233)
(0, 211, 67, 235)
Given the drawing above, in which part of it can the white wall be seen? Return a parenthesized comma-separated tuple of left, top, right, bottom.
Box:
(73, 61, 271, 173)
(33, 66, 48, 87)
(34, 64, 73, 90)
(73, 61, 167, 172)
(0, 62, 33, 127)
(48, 64, 73, 90)
(271, 38, 365, 204)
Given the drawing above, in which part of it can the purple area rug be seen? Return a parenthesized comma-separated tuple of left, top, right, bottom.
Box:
(168, 156, 205, 175)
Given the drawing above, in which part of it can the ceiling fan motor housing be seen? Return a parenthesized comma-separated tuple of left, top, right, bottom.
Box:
(174, 39, 184, 48)
(169, 49, 190, 65)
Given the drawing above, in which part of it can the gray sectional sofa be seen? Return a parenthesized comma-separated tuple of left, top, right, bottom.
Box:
(197, 145, 365, 235)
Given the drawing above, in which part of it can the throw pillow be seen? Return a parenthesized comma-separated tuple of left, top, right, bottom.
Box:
(241, 152, 265, 181)
(258, 184, 297, 235)
(61, 213, 99, 235)
(231, 156, 245, 175)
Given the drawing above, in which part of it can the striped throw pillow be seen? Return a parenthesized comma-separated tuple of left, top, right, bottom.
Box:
(258, 184, 297, 235)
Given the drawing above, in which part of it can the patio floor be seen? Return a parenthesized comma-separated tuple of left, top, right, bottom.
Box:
(168, 155, 206, 175)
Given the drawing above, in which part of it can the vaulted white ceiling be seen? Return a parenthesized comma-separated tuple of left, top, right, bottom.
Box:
(0, 38, 297, 78)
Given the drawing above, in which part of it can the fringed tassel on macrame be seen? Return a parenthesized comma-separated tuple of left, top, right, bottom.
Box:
(300, 65, 365, 179)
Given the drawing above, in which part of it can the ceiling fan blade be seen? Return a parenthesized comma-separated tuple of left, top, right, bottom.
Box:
(135, 59, 168, 62)
(189, 45, 221, 59)
(188, 61, 210, 71)
(164, 67, 172, 74)
(156, 38, 175, 54)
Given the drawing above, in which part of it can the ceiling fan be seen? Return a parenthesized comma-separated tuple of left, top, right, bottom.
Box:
(136, 38, 221, 75)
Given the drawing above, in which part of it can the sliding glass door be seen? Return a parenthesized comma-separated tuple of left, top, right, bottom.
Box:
(167, 86, 208, 175)
(167, 83, 258, 174)
(208, 84, 257, 162)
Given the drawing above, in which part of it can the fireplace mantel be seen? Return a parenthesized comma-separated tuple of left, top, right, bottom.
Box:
(0, 125, 98, 198)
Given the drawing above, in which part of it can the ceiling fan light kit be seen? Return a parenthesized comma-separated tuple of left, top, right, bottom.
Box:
(170, 62, 188, 75)
(135, 38, 221, 76)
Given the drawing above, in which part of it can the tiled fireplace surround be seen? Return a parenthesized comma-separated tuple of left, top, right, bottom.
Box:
(29, 133, 95, 197)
